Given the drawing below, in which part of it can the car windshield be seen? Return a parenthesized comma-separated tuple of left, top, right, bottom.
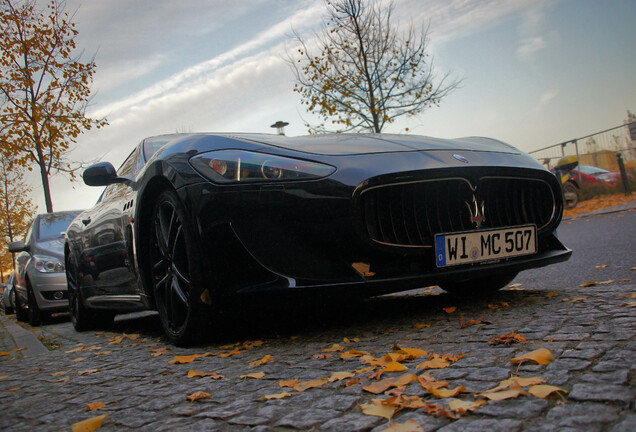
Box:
(578, 165, 609, 175)
(37, 212, 80, 241)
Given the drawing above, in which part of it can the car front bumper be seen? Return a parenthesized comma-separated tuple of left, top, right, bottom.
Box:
(28, 271, 68, 312)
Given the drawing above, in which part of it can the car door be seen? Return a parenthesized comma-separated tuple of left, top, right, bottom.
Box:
(79, 147, 142, 300)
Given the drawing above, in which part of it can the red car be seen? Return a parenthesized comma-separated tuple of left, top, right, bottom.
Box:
(570, 165, 623, 187)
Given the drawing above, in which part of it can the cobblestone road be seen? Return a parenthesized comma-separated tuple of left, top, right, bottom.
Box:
(1, 210, 634, 431)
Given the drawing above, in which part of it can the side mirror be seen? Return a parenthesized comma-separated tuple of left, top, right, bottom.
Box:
(9, 241, 27, 253)
(83, 162, 128, 186)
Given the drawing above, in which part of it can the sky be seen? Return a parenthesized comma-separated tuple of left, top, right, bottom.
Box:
(25, 0, 636, 212)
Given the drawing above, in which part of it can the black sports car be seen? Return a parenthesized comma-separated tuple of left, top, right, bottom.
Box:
(65, 133, 571, 344)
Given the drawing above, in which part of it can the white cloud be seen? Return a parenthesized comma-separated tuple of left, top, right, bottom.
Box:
(535, 88, 560, 111)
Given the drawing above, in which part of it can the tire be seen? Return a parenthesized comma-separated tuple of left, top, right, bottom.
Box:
(563, 182, 578, 209)
(67, 259, 114, 331)
(149, 189, 207, 346)
(5, 290, 15, 314)
(28, 286, 47, 326)
(15, 288, 28, 322)
(442, 272, 518, 298)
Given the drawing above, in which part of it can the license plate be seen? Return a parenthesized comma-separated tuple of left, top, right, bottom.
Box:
(435, 225, 537, 267)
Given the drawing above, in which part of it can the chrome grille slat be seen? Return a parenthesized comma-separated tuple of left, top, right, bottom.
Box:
(360, 177, 556, 248)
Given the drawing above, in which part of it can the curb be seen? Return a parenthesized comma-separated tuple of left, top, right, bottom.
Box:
(563, 200, 636, 220)
(0, 314, 49, 356)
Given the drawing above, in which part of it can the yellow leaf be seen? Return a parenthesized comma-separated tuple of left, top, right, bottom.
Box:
(322, 343, 345, 352)
(510, 348, 555, 365)
(50, 371, 70, 376)
(360, 400, 398, 419)
(250, 354, 274, 366)
(396, 347, 427, 359)
(562, 297, 588, 302)
(595, 264, 609, 269)
(486, 376, 547, 393)
(416, 356, 450, 370)
(354, 366, 375, 374)
(279, 378, 300, 388)
(260, 391, 292, 400)
(71, 414, 109, 432)
(448, 399, 486, 413)
(240, 372, 265, 379)
(620, 301, 636, 307)
(382, 418, 424, 432)
(480, 388, 525, 401)
(443, 306, 456, 314)
(528, 384, 569, 399)
(340, 349, 369, 359)
(383, 362, 408, 372)
(150, 347, 170, 357)
(313, 353, 333, 359)
(93, 351, 112, 356)
(0, 352, 10, 357)
(363, 373, 417, 394)
(343, 337, 360, 343)
(546, 291, 559, 298)
(580, 281, 598, 287)
(186, 391, 211, 402)
(413, 323, 431, 328)
(86, 402, 106, 411)
(78, 369, 101, 376)
(328, 372, 355, 382)
(429, 386, 465, 398)
(187, 370, 224, 379)
(293, 379, 328, 392)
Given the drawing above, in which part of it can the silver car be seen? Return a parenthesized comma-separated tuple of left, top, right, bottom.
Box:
(9, 211, 81, 325)
(1, 273, 16, 314)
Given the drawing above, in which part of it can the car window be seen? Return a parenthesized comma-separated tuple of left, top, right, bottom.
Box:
(37, 213, 80, 241)
(117, 147, 140, 177)
(143, 137, 171, 162)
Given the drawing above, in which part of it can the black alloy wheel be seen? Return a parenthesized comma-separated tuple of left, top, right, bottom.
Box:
(6, 290, 15, 314)
(150, 190, 205, 346)
(14, 288, 28, 322)
(563, 182, 579, 209)
(442, 272, 518, 298)
(67, 256, 113, 331)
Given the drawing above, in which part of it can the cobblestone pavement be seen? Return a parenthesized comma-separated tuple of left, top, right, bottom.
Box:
(0, 211, 634, 431)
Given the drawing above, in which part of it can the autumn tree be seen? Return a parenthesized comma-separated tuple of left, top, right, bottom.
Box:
(290, 0, 458, 133)
(0, 0, 106, 213)
(0, 155, 36, 282)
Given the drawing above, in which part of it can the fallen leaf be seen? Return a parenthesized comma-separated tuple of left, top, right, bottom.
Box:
(328, 371, 355, 382)
(598, 280, 615, 285)
(562, 297, 588, 303)
(545, 292, 559, 298)
(279, 378, 301, 388)
(480, 381, 526, 401)
(343, 337, 360, 343)
(488, 330, 527, 346)
(459, 315, 491, 329)
(580, 281, 598, 287)
(345, 378, 362, 387)
(413, 323, 431, 329)
(169, 354, 204, 365)
(443, 306, 456, 314)
(86, 402, 106, 411)
(363, 373, 417, 394)
(619, 293, 636, 298)
(322, 343, 345, 352)
(187, 370, 224, 379)
(416, 356, 450, 370)
(293, 379, 328, 392)
(620, 301, 636, 307)
(360, 399, 398, 420)
(367, 370, 384, 380)
(429, 386, 466, 399)
(487, 302, 510, 309)
(383, 362, 408, 372)
(528, 384, 568, 399)
(54, 377, 71, 383)
(424, 403, 459, 419)
(78, 369, 101, 376)
(448, 398, 487, 413)
(340, 349, 369, 359)
(382, 418, 424, 432)
(313, 353, 333, 359)
(186, 391, 211, 402)
(71, 414, 109, 432)
(240, 372, 265, 380)
(93, 351, 112, 356)
(72, 357, 86, 363)
(200, 288, 212, 305)
(394, 346, 427, 359)
(220, 348, 242, 358)
(508, 283, 523, 289)
(354, 366, 375, 374)
(150, 347, 170, 357)
(50, 371, 70, 376)
(510, 348, 555, 365)
(260, 391, 292, 400)
(250, 354, 274, 366)
(0, 352, 10, 357)
(595, 264, 609, 269)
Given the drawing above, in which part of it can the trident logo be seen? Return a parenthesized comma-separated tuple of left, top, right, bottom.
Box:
(465, 195, 486, 228)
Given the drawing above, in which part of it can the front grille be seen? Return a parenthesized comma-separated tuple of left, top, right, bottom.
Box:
(360, 177, 555, 247)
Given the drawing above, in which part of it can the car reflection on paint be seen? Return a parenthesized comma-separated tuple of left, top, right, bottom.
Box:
(65, 133, 572, 345)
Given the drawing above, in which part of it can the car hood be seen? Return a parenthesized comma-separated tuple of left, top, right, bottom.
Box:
(231, 133, 520, 156)
(32, 238, 65, 260)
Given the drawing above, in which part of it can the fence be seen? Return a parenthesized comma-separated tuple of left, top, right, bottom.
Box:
(529, 121, 636, 174)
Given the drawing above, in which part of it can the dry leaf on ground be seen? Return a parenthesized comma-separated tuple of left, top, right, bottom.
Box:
(186, 391, 211, 402)
(360, 399, 399, 420)
(328, 372, 355, 382)
(260, 391, 292, 400)
(249, 354, 274, 366)
(448, 398, 487, 413)
(488, 330, 527, 346)
(487, 302, 509, 309)
(580, 281, 598, 287)
(86, 402, 106, 411)
(459, 315, 491, 329)
(340, 349, 369, 359)
(528, 384, 568, 399)
(414, 323, 431, 328)
(363, 373, 417, 394)
(322, 343, 345, 352)
(240, 372, 265, 380)
(443, 306, 457, 314)
(545, 291, 559, 298)
(279, 378, 300, 388)
(382, 418, 424, 432)
(293, 379, 328, 392)
(72, 414, 109, 432)
(510, 348, 554, 365)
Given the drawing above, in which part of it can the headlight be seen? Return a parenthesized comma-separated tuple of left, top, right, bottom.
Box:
(190, 150, 336, 184)
(33, 255, 65, 273)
